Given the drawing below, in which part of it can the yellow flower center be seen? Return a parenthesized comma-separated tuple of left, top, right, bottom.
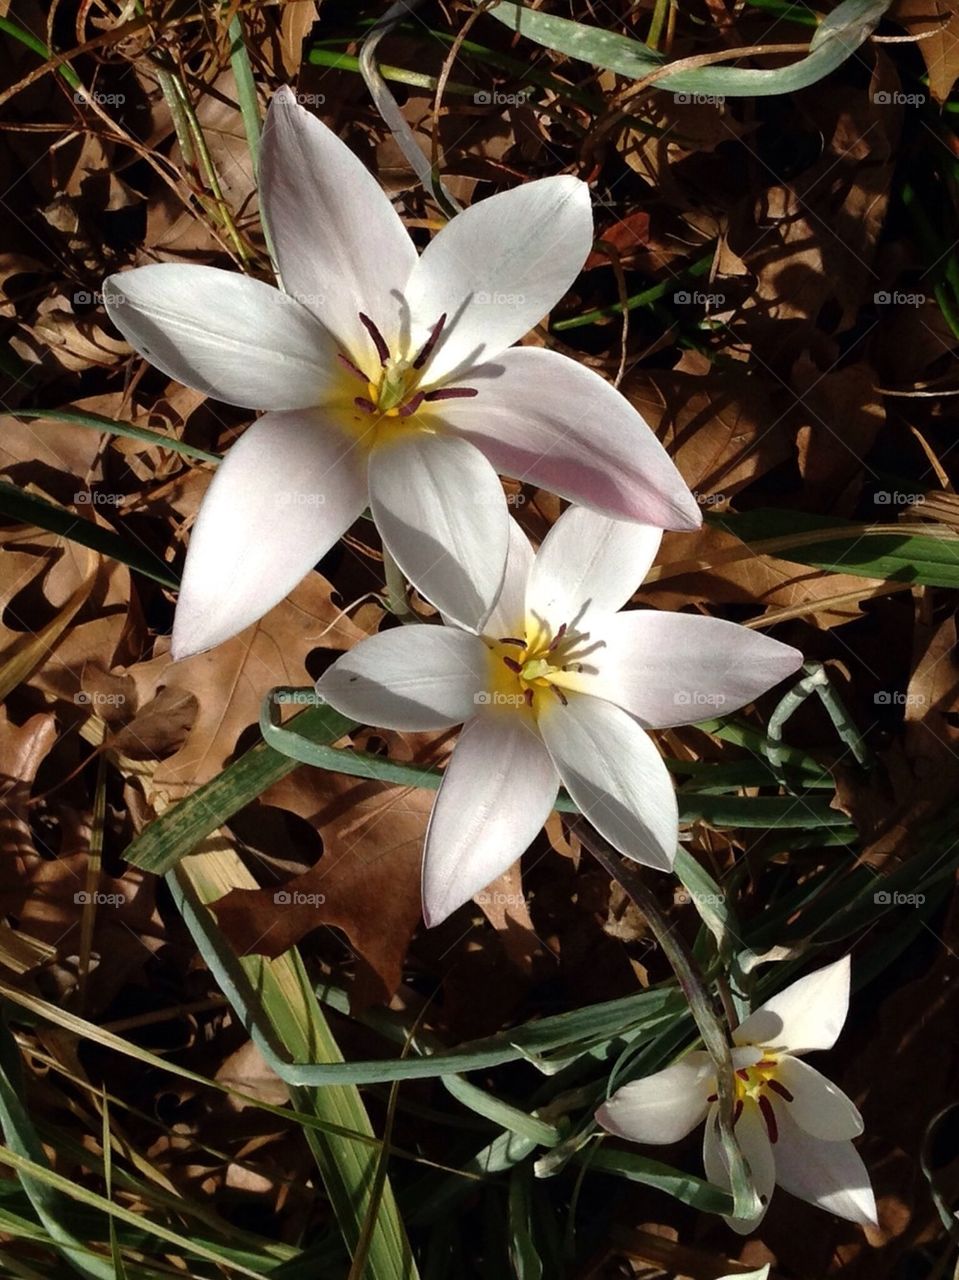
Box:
(482, 616, 602, 714)
(709, 1051, 793, 1144)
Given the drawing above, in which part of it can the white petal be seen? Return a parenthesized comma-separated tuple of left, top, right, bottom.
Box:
(483, 516, 535, 640)
(404, 177, 592, 384)
(422, 713, 559, 926)
(260, 87, 417, 363)
(369, 433, 509, 632)
(538, 694, 677, 870)
(596, 1052, 713, 1145)
(526, 507, 662, 630)
(561, 612, 802, 728)
(773, 1108, 878, 1228)
(775, 1057, 863, 1141)
(315, 625, 487, 731)
(104, 265, 337, 410)
(440, 347, 701, 529)
(704, 1104, 775, 1235)
(734, 956, 851, 1055)
(171, 411, 366, 658)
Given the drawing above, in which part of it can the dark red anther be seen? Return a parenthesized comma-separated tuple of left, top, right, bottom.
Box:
(756, 1059, 778, 1068)
(423, 386, 479, 402)
(354, 397, 377, 414)
(413, 314, 447, 369)
(548, 622, 568, 652)
(524, 688, 534, 707)
(499, 637, 526, 647)
(359, 313, 390, 366)
(550, 685, 569, 706)
(502, 656, 523, 674)
(397, 392, 425, 418)
(337, 352, 368, 381)
(767, 1079, 794, 1103)
(758, 1093, 778, 1144)
(736, 1069, 750, 1081)
(733, 1099, 744, 1125)
(706, 1092, 718, 1103)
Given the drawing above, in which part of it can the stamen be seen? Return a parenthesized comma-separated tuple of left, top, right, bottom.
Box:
(397, 392, 425, 418)
(524, 688, 534, 707)
(502, 656, 523, 674)
(767, 1079, 794, 1103)
(499, 637, 527, 647)
(756, 1059, 778, 1068)
(337, 352, 368, 381)
(758, 1094, 778, 1144)
(736, 1069, 750, 1081)
(423, 386, 479, 402)
(413, 314, 447, 370)
(354, 396, 377, 414)
(733, 1099, 743, 1125)
(359, 313, 390, 366)
(550, 685, 569, 706)
(706, 1092, 718, 1103)
(548, 622, 568, 653)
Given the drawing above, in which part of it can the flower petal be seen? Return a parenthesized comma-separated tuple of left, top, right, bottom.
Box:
(775, 1057, 864, 1141)
(525, 507, 662, 630)
(558, 612, 802, 728)
(441, 347, 702, 529)
(404, 177, 592, 384)
(369, 433, 509, 632)
(734, 956, 851, 1055)
(704, 1104, 775, 1235)
(773, 1108, 878, 1228)
(316, 625, 487, 731)
(538, 694, 677, 870)
(104, 265, 337, 410)
(172, 410, 366, 658)
(261, 87, 417, 363)
(596, 1052, 713, 1145)
(422, 712, 559, 926)
(484, 516, 535, 639)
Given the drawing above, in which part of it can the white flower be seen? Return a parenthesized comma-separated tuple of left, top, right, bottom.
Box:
(103, 87, 701, 658)
(315, 505, 801, 926)
(596, 956, 877, 1234)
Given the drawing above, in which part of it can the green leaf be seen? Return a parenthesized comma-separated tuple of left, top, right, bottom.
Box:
(715, 508, 959, 588)
(13, 409, 221, 464)
(577, 1146, 734, 1214)
(0, 481, 178, 589)
(486, 0, 890, 95)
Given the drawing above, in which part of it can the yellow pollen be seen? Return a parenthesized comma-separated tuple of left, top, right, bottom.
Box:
(484, 617, 598, 713)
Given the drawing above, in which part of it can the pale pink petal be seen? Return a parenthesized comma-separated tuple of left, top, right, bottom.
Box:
(734, 957, 851, 1055)
(774, 1108, 878, 1228)
(260, 87, 417, 364)
(422, 712, 559, 926)
(315, 626, 487, 731)
(368, 433, 509, 632)
(171, 411, 366, 658)
(596, 1052, 713, 1145)
(775, 1057, 863, 1141)
(404, 176, 592, 384)
(558, 612, 802, 728)
(538, 694, 677, 871)
(104, 265, 337, 410)
(440, 347, 701, 529)
(704, 1104, 775, 1235)
(525, 507, 662, 630)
